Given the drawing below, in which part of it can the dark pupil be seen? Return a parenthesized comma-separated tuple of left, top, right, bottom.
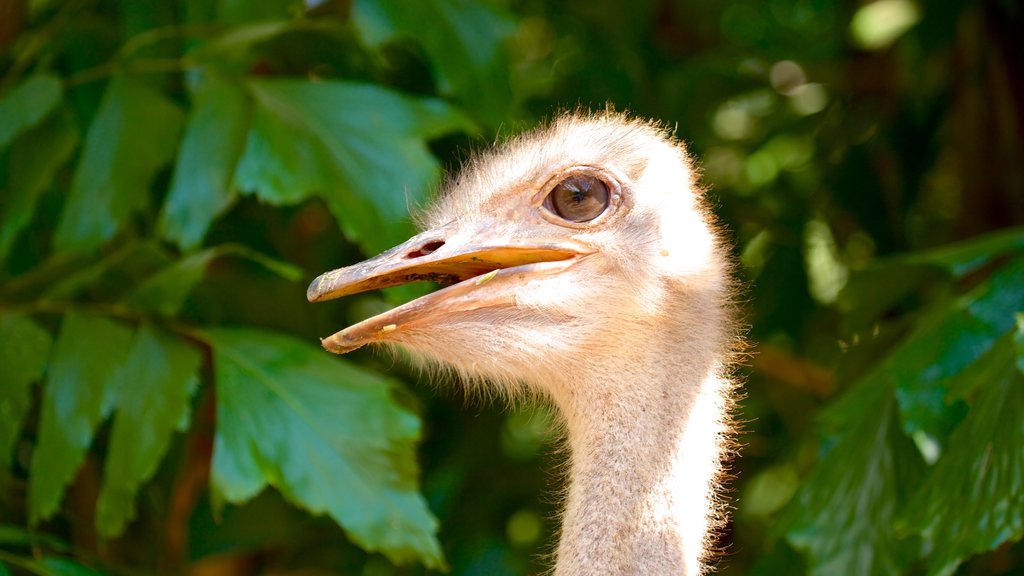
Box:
(550, 175, 609, 222)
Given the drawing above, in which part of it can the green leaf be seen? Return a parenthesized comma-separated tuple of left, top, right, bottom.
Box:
(782, 376, 926, 575)
(226, 246, 304, 282)
(0, 109, 79, 264)
(837, 226, 1024, 331)
(0, 560, 9, 576)
(907, 225, 1024, 277)
(353, 0, 515, 126)
(0, 554, 103, 576)
(29, 313, 134, 525)
(893, 257, 1024, 440)
(186, 20, 293, 67)
(234, 78, 472, 255)
(0, 74, 63, 152)
(44, 241, 173, 301)
(0, 252, 94, 302)
(837, 261, 945, 333)
(897, 335, 1024, 575)
(120, 248, 231, 316)
(204, 327, 443, 568)
(96, 324, 201, 538)
(53, 75, 184, 252)
(0, 523, 70, 551)
(123, 244, 301, 316)
(158, 74, 250, 250)
(788, 258, 1024, 572)
(0, 315, 52, 474)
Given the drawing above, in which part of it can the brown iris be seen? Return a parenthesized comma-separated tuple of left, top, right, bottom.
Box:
(545, 174, 610, 223)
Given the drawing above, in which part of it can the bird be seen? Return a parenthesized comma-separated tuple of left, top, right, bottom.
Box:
(307, 111, 741, 575)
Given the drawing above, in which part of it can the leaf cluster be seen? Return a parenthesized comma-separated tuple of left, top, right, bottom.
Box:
(1, 0, 1023, 575)
(0, 0, 515, 573)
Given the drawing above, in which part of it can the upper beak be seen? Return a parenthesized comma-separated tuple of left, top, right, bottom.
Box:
(307, 224, 593, 354)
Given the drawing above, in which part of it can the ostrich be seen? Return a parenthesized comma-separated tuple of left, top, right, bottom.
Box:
(307, 112, 740, 575)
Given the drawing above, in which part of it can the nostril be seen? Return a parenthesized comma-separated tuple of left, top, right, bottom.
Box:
(405, 239, 446, 259)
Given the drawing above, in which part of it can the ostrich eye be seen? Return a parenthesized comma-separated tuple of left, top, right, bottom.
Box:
(545, 174, 610, 223)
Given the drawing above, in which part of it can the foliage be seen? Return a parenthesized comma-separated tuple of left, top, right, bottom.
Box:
(0, 0, 1022, 575)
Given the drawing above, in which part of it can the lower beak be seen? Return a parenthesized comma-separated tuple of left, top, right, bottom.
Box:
(307, 228, 592, 353)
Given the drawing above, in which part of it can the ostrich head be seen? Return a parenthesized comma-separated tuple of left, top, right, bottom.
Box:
(309, 112, 739, 574)
(307, 112, 732, 406)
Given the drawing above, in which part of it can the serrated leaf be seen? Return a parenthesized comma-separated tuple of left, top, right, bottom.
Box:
(892, 257, 1024, 440)
(0, 74, 63, 151)
(353, 0, 515, 126)
(782, 377, 926, 575)
(0, 314, 52, 475)
(158, 74, 250, 250)
(0, 109, 79, 264)
(204, 327, 443, 568)
(234, 78, 472, 255)
(96, 325, 201, 538)
(53, 76, 184, 252)
(123, 244, 301, 316)
(897, 335, 1024, 575)
(29, 313, 134, 525)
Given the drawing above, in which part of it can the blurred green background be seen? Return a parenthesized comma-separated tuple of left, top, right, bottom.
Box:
(1, 0, 1023, 575)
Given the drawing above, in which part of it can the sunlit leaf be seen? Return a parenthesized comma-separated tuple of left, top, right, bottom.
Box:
(0, 74, 62, 151)
(53, 76, 184, 252)
(204, 327, 443, 568)
(159, 74, 250, 250)
(0, 314, 52, 476)
(891, 258, 1024, 441)
(0, 109, 79, 264)
(96, 325, 201, 537)
(29, 314, 134, 525)
(897, 334, 1024, 576)
(234, 78, 472, 254)
(354, 0, 515, 126)
(850, 0, 921, 51)
(123, 244, 301, 316)
(782, 376, 925, 575)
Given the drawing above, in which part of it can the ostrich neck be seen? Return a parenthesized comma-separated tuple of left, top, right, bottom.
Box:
(550, 329, 730, 576)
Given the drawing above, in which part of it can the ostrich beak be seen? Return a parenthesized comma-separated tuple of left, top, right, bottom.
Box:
(307, 227, 592, 354)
